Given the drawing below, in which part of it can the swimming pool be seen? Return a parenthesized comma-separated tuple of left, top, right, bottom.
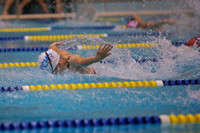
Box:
(0, 8, 200, 133)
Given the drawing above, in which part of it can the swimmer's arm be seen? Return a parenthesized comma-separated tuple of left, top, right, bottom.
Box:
(133, 13, 146, 26)
(133, 13, 166, 28)
(146, 21, 166, 27)
(49, 41, 67, 53)
(70, 55, 97, 67)
(146, 19, 176, 28)
(70, 43, 113, 67)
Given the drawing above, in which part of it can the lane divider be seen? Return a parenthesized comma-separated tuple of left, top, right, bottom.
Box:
(0, 43, 156, 53)
(0, 58, 163, 68)
(0, 79, 200, 92)
(0, 62, 39, 68)
(100, 58, 163, 64)
(0, 32, 167, 42)
(0, 27, 51, 32)
(0, 26, 116, 32)
(0, 42, 186, 53)
(0, 113, 199, 131)
(52, 26, 116, 30)
(25, 34, 108, 41)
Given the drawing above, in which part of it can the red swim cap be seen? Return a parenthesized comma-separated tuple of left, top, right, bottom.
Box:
(187, 36, 200, 48)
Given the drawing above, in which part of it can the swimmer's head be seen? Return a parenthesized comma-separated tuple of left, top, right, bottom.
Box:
(187, 36, 200, 48)
(38, 49, 60, 73)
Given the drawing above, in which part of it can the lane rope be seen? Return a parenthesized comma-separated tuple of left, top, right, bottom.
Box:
(0, 27, 51, 32)
(0, 42, 186, 53)
(0, 79, 200, 92)
(0, 43, 156, 53)
(0, 26, 118, 32)
(0, 32, 168, 42)
(0, 113, 199, 131)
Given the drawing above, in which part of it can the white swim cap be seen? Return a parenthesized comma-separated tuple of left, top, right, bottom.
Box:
(38, 49, 60, 73)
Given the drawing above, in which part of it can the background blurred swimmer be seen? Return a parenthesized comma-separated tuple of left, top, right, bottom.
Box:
(126, 13, 177, 30)
(38, 42, 113, 74)
(187, 36, 200, 48)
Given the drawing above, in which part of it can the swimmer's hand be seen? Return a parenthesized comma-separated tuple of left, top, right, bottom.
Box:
(95, 43, 113, 61)
(49, 41, 65, 54)
(49, 41, 64, 48)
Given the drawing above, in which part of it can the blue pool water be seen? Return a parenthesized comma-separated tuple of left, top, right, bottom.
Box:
(0, 4, 200, 132)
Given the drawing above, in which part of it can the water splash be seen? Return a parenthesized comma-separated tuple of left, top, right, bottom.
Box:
(74, 4, 96, 22)
(95, 36, 200, 80)
(184, 0, 200, 17)
(187, 86, 200, 101)
(167, 0, 200, 40)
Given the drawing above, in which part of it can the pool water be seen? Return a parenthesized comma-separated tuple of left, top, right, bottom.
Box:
(0, 5, 200, 132)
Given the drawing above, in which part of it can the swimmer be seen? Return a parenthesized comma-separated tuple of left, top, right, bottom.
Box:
(186, 36, 200, 48)
(38, 42, 113, 74)
(126, 13, 176, 29)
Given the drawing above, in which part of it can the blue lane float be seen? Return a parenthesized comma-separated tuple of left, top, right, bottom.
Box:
(0, 47, 49, 52)
(0, 36, 24, 41)
(172, 42, 186, 47)
(0, 116, 161, 131)
(99, 57, 163, 64)
(1, 113, 200, 131)
(163, 79, 200, 86)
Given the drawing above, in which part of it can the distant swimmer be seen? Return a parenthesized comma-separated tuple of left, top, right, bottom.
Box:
(126, 13, 177, 30)
(38, 42, 113, 74)
(186, 36, 200, 48)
